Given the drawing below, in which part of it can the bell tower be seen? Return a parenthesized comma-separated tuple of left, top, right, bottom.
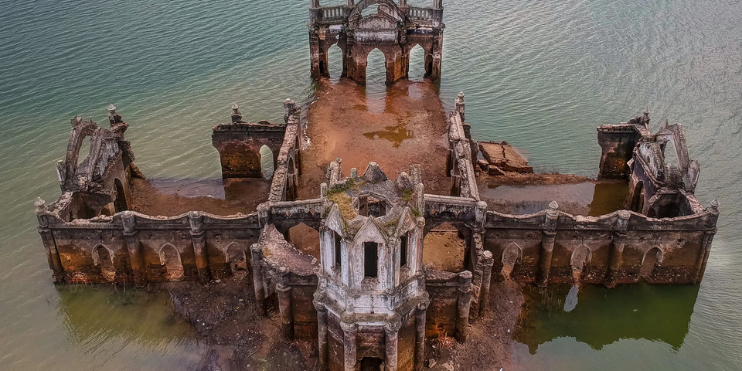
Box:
(314, 162, 429, 371)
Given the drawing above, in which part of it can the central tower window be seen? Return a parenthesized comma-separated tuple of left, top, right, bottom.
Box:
(364, 242, 378, 278)
(334, 232, 342, 269)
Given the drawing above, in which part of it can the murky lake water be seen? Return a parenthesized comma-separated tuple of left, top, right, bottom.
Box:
(1, 0, 741, 369)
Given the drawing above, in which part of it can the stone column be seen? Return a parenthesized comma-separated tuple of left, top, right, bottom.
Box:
(122, 211, 146, 287)
(310, 29, 321, 79)
(341, 321, 358, 371)
(189, 211, 211, 283)
(455, 92, 465, 122)
(277, 267, 295, 340)
(695, 231, 716, 284)
(537, 202, 559, 287)
(605, 233, 626, 288)
(455, 271, 473, 342)
(478, 250, 495, 317)
(384, 320, 401, 371)
(35, 199, 64, 283)
(605, 210, 630, 287)
(314, 295, 329, 371)
(415, 297, 429, 371)
(251, 243, 266, 315)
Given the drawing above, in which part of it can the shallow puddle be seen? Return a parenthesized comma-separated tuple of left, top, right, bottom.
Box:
(363, 121, 413, 147)
(482, 181, 629, 216)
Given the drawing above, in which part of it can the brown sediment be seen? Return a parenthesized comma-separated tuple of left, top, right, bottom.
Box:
(426, 278, 525, 371)
(297, 79, 450, 199)
(166, 272, 318, 371)
(130, 177, 270, 217)
(423, 224, 466, 273)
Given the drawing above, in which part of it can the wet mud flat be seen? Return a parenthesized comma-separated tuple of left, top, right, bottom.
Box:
(130, 177, 270, 217)
(297, 79, 451, 199)
(165, 271, 318, 371)
(477, 173, 629, 216)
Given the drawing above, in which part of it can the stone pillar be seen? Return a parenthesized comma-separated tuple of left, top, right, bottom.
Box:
(455, 271, 473, 342)
(35, 198, 65, 283)
(122, 210, 146, 287)
(384, 320, 401, 371)
(414, 298, 429, 371)
(347, 0, 355, 6)
(189, 211, 211, 283)
(478, 250, 494, 316)
(398, 0, 407, 7)
(277, 267, 295, 340)
(341, 321, 358, 371)
(310, 29, 322, 79)
(537, 201, 559, 287)
(605, 210, 630, 288)
(314, 295, 329, 370)
(251, 243, 266, 315)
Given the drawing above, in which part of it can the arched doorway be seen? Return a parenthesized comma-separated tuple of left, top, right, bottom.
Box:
(114, 178, 128, 212)
(94, 245, 115, 282)
(408, 45, 426, 81)
(640, 247, 662, 280)
(259, 145, 275, 180)
(327, 44, 344, 83)
(160, 244, 184, 281)
(423, 222, 466, 272)
(570, 245, 591, 283)
(366, 48, 387, 85)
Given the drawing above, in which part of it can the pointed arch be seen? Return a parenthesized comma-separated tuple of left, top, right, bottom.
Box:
(259, 145, 275, 180)
(640, 247, 663, 280)
(570, 244, 592, 283)
(226, 242, 248, 273)
(500, 242, 522, 279)
(159, 243, 184, 281)
(366, 48, 387, 86)
(407, 44, 426, 81)
(93, 244, 116, 282)
(114, 178, 128, 212)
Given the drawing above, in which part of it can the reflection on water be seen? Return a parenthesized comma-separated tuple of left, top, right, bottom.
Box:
(57, 286, 195, 347)
(363, 121, 413, 147)
(482, 181, 629, 216)
(515, 283, 700, 354)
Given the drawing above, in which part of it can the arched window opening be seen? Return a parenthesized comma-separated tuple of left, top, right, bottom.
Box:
(501, 243, 521, 279)
(361, 4, 380, 17)
(288, 222, 321, 259)
(663, 140, 680, 168)
(334, 231, 343, 269)
(423, 223, 466, 272)
(77, 137, 92, 168)
(327, 44, 343, 83)
(400, 233, 409, 268)
(364, 242, 379, 278)
(259, 145, 275, 180)
(408, 45, 426, 81)
(114, 178, 128, 212)
(95, 245, 115, 282)
(160, 244, 184, 281)
(227, 244, 248, 273)
(640, 247, 662, 280)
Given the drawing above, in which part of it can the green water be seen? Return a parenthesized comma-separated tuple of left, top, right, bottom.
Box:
(1, 0, 741, 369)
